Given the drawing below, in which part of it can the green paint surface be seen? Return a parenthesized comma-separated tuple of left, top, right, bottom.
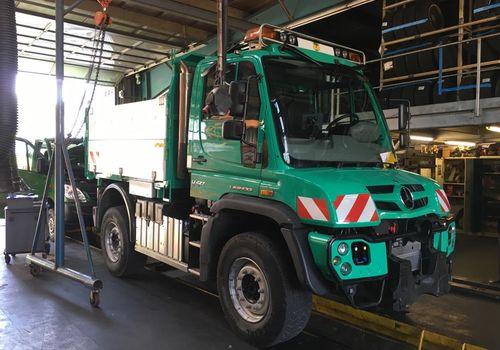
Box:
(433, 221, 456, 257)
(309, 231, 388, 282)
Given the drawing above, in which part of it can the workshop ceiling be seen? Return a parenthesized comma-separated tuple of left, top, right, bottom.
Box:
(14, 0, 277, 84)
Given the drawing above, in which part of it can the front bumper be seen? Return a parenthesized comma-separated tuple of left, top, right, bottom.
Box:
(308, 216, 455, 311)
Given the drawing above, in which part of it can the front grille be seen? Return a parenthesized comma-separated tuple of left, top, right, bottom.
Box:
(404, 184, 425, 192)
(413, 197, 428, 209)
(375, 201, 401, 211)
(367, 185, 394, 194)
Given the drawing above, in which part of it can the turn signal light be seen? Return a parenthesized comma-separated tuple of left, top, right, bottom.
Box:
(244, 26, 277, 42)
(260, 189, 274, 197)
(348, 52, 362, 63)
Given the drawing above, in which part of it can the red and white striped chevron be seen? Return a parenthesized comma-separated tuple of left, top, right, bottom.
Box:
(333, 194, 379, 224)
(436, 189, 451, 213)
(297, 196, 330, 222)
(89, 151, 100, 166)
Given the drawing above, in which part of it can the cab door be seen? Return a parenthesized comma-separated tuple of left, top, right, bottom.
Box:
(15, 138, 48, 195)
(188, 59, 264, 200)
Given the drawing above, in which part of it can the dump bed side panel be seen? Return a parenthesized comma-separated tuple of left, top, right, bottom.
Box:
(87, 95, 167, 182)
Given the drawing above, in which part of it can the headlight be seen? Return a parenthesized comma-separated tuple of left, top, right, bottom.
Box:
(340, 262, 352, 276)
(337, 242, 348, 256)
(64, 184, 87, 203)
(279, 31, 287, 42)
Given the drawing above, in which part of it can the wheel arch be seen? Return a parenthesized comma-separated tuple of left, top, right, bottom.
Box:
(199, 193, 329, 295)
(97, 182, 135, 242)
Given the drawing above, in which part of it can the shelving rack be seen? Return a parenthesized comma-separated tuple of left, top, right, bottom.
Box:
(479, 157, 500, 235)
(378, 0, 500, 109)
(443, 156, 500, 237)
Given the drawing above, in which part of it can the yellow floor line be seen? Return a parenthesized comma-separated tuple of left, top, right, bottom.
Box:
(312, 296, 487, 350)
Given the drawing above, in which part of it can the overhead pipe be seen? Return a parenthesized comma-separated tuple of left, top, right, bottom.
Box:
(0, 0, 19, 193)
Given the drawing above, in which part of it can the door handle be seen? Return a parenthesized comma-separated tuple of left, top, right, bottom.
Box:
(192, 156, 207, 163)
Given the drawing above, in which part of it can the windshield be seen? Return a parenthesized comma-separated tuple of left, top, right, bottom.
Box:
(264, 57, 394, 168)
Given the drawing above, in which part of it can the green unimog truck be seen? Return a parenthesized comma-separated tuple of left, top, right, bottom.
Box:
(86, 25, 456, 347)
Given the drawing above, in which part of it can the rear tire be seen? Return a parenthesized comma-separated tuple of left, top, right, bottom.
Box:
(217, 232, 312, 347)
(101, 206, 145, 276)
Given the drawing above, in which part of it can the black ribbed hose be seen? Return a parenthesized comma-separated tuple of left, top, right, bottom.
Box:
(0, 0, 19, 193)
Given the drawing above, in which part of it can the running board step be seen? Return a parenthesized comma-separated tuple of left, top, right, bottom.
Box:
(188, 268, 200, 276)
(189, 240, 201, 248)
(190, 213, 210, 222)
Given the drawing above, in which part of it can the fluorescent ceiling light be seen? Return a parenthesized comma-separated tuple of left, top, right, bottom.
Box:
(410, 135, 434, 142)
(445, 141, 476, 147)
(486, 126, 500, 133)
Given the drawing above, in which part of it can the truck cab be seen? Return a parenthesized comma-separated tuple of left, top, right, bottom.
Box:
(15, 137, 96, 241)
(87, 25, 455, 347)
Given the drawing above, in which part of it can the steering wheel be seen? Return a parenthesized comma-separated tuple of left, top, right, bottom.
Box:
(326, 113, 359, 135)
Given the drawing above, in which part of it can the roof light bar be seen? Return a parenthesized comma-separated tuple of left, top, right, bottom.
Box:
(243, 24, 366, 65)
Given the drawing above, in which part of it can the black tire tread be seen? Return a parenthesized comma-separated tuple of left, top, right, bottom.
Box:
(217, 232, 312, 347)
(101, 205, 145, 277)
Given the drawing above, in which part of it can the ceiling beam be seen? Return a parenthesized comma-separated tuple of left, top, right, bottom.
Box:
(16, 6, 183, 47)
(17, 23, 169, 57)
(178, 0, 248, 19)
(130, 0, 255, 32)
(17, 0, 210, 44)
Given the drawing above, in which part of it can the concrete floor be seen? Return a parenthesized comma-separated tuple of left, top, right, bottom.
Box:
(453, 233, 500, 282)
(1, 219, 499, 349)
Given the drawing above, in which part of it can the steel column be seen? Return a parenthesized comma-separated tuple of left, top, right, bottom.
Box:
(475, 37, 482, 117)
(27, 0, 102, 302)
(54, 0, 65, 268)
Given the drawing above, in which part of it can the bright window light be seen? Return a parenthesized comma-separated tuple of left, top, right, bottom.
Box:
(410, 135, 434, 142)
(486, 126, 500, 133)
(444, 141, 476, 147)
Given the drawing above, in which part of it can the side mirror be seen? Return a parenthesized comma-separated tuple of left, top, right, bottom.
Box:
(222, 119, 244, 140)
(205, 85, 232, 116)
(229, 80, 247, 117)
(399, 133, 410, 149)
(398, 103, 409, 131)
(36, 157, 48, 174)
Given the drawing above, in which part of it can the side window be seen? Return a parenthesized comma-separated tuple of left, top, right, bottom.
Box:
(15, 140, 29, 171)
(237, 61, 261, 120)
(202, 63, 236, 119)
(237, 62, 261, 168)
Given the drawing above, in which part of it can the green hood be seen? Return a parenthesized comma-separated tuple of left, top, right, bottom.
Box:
(271, 167, 446, 228)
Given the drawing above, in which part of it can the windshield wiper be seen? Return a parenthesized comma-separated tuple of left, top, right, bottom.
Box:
(279, 44, 322, 67)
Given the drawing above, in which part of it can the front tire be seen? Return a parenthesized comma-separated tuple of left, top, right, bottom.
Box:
(217, 233, 312, 347)
(101, 206, 145, 276)
(46, 208, 55, 242)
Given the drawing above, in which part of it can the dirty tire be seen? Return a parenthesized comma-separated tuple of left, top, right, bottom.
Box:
(217, 232, 312, 347)
(101, 206, 145, 276)
(46, 207, 55, 242)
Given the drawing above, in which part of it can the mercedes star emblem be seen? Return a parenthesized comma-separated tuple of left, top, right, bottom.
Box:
(400, 186, 414, 209)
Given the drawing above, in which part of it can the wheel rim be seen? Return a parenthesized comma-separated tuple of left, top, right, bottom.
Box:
(228, 257, 270, 323)
(47, 211, 55, 242)
(105, 224, 122, 263)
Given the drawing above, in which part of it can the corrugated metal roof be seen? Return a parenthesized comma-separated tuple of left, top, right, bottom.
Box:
(14, 0, 274, 84)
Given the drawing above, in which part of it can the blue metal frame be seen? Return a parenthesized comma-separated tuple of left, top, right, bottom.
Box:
(26, 0, 102, 300)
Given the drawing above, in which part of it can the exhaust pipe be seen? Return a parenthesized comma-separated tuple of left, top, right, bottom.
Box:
(216, 0, 228, 86)
(177, 61, 191, 180)
(0, 0, 19, 193)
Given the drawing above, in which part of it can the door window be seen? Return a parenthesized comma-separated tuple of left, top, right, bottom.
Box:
(200, 61, 262, 168)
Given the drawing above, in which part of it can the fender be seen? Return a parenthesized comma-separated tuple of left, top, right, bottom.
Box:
(200, 193, 329, 295)
(98, 183, 135, 242)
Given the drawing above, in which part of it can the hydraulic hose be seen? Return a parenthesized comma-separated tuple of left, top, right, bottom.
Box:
(0, 0, 19, 193)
